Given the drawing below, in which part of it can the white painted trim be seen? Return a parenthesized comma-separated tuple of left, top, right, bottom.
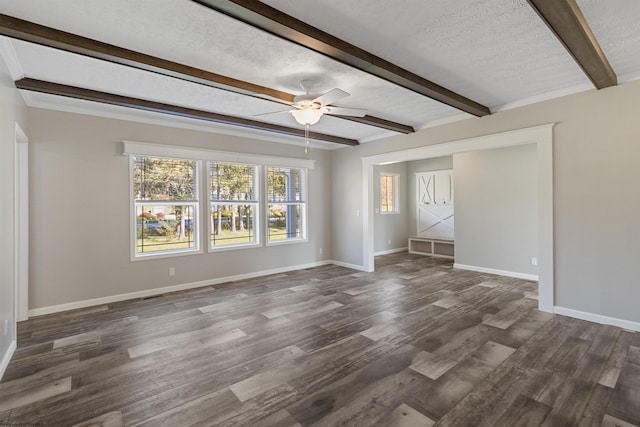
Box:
(490, 83, 593, 113)
(536, 130, 554, 313)
(330, 259, 368, 272)
(28, 261, 333, 317)
(554, 306, 640, 333)
(0, 340, 16, 381)
(453, 263, 539, 281)
(363, 162, 375, 273)
(374, 247, 408, 256)
(24, 92, 339, 150)
(618, 71, 640, 85)
(123, 141, 316, 169)
(417, 113, 473, 131)
(362, 124, 553, 166)
(0, 37, 24, 80)
(361, 124, 554, 311)
(359, 130, 399, 144)
(14, 123, 29, 322)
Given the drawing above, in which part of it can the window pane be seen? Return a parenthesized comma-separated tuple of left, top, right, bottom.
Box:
(381, 175, 396, 212)
(133, 156, 198, 201)
(210, 163, 256, 201)
(267, 167, 304, 202)
(268, 204, 302, 241)
(211, 203, 257, 247)
(136, 205, 196, 254)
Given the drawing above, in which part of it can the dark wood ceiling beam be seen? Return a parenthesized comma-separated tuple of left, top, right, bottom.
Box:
(527, 0, 617, 89)
(0, 13, 414, 134)
(191, 0, 491, 117)
(335, 115, 414, 134)
(0, 13, 293, 102)
(15, 78, 358, 146)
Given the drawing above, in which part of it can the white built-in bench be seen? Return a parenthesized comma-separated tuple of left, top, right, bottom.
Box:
(408, 237, 454, 259)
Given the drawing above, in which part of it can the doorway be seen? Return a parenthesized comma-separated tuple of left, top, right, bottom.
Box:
(362, 124, 554, 312)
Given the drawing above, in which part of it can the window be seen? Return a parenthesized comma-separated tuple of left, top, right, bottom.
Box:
(132, 155, 199, 257)
(209, 162, 259, 249)
(125, 141, 315, 257)
(380, 173, 399, 214)
(267, 166, 306, 243)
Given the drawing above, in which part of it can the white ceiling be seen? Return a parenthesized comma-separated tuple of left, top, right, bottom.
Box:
(0, 0, 639, 149)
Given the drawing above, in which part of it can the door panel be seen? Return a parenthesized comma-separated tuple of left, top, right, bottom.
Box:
(416, 170, 454, 240)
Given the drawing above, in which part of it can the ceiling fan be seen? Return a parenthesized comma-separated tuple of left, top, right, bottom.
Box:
(257, 79, 367, 127)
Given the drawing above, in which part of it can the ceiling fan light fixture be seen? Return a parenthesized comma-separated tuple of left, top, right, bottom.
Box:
(292, 108, 322, 126)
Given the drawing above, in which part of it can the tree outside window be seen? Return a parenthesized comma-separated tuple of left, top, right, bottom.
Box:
(267, 167, 306, 242)
(210, 162, 259, 248)
(133, 156, 199, 256)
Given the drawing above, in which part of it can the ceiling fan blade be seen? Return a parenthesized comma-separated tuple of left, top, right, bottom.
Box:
(323, 106, 367, 117)
(313, 88, 349, 106)
(253, 109, 292, 117)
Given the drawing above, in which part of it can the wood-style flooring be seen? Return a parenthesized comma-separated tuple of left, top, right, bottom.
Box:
(1, 253, 638, 426)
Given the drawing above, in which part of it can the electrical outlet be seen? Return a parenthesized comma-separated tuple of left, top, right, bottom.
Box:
(3, 319, 7, 335)
(375, 208, 380, 214)
(356, 209, 360, 217)
(388, 239, 391, 245)
(319, 248, 323, 255)
(530, 257, 538, 266)
(169, 267, 175, 276)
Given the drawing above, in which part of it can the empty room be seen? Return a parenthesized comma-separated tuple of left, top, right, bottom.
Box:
(1, 1, 639, 426)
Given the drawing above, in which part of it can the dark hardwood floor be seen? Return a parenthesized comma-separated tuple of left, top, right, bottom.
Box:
(1, 253, 638, 426)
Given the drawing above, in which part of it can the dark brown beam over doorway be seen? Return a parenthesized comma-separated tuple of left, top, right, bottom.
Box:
(191, 0, 491, 117)
(15, 78, 359, 146)
(0, 13, 413, 134)
(527, 0, 617, 89)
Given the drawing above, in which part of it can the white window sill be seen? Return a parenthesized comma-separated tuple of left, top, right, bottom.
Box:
(266, 238, 308, 247)
(131, 248, 202, 262)
(209, 242, 261, 253)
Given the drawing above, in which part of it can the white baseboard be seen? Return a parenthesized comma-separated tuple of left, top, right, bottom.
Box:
(329, 259, 368, 272)
(374, 247, 408, 256)
(554, 306, 640, 332)
(29, 260, 333, 317)
(0, 340, 16, 381)
(453, 263, 539, 281)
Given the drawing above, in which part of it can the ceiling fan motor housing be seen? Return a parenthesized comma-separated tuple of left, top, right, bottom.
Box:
(293, 94, 322, 108)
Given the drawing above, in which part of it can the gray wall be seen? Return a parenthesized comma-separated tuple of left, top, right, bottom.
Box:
(28, 109, 331, 309)
(0, 54, 27, 370)
(407, 156, 453, 237)
(17, 69, 640, 326)
(331, 79, 640, 324)
(454, 145, 537, 275)
(373, 163, 408, 253)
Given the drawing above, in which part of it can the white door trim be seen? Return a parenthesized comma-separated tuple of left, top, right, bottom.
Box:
(14, 122, 28, 322)
(362, 124, 554, 313)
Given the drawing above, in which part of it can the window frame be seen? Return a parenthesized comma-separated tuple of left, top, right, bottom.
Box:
(266, 166, 308, 246)
(380, 172, 400, 215)
(129, 155, 202, 261)
(207, 162, 261, 252)
(124, 141, 315, 259)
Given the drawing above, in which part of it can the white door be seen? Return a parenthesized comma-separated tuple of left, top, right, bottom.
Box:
(416, 170, 454, 240)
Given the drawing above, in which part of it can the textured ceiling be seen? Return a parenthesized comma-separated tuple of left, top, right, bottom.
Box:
(0, 0, 638, 148)
(577, 0, 640, 82)
(261, 0, 591, 108)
